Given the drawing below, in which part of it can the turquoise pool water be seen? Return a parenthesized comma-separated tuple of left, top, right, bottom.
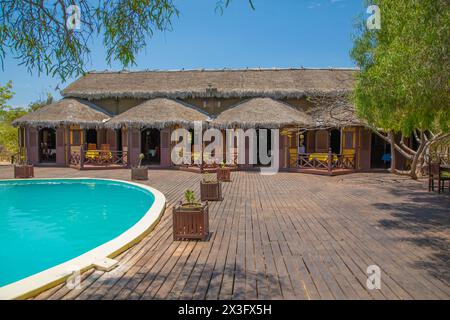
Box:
(0, 179, 155, 287)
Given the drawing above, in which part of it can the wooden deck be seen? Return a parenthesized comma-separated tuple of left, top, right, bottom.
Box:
(0, 166, 449, 300)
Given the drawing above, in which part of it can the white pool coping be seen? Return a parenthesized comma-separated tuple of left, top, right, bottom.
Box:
(0, 178, 166, 300)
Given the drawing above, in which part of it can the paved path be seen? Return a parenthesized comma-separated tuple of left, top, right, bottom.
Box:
(1, 166, 449, 299)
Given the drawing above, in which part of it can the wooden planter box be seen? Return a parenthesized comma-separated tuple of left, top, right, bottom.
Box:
(216, 167, 231, 182)
(131, 167, 148, 180)
(200, 181, 222, 201)
(173, 202, 209, 241)
(14, 165, 34, 179)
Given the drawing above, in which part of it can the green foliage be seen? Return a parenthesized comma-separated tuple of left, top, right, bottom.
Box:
(0, 1, 254, 81)
(0, 82, 52, 154)
(184, 190, 196, 204)
(0, 1, 179, 81)
(28, 93, 53, 112)
(0, 81, 20, 153)
(0, 122, 19, 153)
(351, 0, 449, 135)
(0, 81, 13, 110)
(430, 137, 450, 160)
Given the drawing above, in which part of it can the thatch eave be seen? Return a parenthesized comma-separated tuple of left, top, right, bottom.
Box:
(11, 98, 111, 129)
(62, 89, 352, 101)
(104, 98, 210, 130)
(106, 119, 209, 130)
(12, 119, 109, 129)
(210, 98, 314, 129)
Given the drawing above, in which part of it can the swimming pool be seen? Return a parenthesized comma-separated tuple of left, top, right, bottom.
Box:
(0, 178, 165, 299)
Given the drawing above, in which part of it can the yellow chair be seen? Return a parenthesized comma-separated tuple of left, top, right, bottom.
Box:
(308, 153, 338, 162)
(99, 144, 113, 162)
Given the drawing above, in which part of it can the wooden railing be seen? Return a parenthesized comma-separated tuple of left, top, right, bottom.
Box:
(70, 148, 128, 169)
(297, 149, 356, 175)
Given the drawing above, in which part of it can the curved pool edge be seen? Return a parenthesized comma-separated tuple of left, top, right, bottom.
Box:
(0, 178, 166, 300)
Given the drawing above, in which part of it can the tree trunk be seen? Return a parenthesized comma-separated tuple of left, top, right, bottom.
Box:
(409, 132, 426, 180)
(388, 131, 396, 173)
(366, 126, 449, 179)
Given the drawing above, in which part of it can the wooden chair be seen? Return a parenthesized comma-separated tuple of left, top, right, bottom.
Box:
(99, 144, 113, 164)
(439, 165, 450, 192)
(428, 162, 448, 193)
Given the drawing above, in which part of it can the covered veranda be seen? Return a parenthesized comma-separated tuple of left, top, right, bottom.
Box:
(105, 98, 210, 169)
(11, 98, 130, 170)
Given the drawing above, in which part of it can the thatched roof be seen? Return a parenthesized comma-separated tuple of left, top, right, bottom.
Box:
(211, 98, 313, 129)
(62, 68, 357, 100)
(305, 94, 363, 128)
(105, 98, 210, 129)
(12, 99, 111, 128)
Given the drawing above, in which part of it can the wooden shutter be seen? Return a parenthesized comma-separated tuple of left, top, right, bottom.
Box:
(129, 129, 141, 166)
(106, 129, 117, 150)
(315, 130, 329, 153)
(160, 128, 171, 167)
(56, 127, 65, 165)
(27, 128, 39, 164)
(72, 130, 81, 146)
(358, 128, 371, 170)
(306, 131, 315, 153)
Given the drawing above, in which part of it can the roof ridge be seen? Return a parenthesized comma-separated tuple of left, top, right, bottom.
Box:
(86, 67, 359, 74)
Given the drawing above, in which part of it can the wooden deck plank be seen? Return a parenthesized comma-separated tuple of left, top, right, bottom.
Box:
(0, 166, 448, 300)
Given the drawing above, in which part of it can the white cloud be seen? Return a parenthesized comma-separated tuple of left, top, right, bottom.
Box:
(307, 2, 322, 9)
(308, 0, 346, 9)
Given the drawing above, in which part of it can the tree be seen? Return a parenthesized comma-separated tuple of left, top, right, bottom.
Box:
(0, 80, 13, 114)
(0, 81, 26, 154)
(0, 0, 254, 81)
(28, 93, 54, 112)
(0, 82, 52, 154)
(351, 0, 450, 178)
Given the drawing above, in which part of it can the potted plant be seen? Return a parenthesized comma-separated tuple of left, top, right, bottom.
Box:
(131, 153, 148, 180)
(216, 161, 231, 182)
(173, 190, 209, 241)
(200, 172, 222, 201)
(14, 155, 34, 179)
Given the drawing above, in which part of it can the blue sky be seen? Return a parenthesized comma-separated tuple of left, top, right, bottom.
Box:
(1, 0, 365, 108)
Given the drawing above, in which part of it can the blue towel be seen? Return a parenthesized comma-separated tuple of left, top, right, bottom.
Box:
(381, 153, 391, 162)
